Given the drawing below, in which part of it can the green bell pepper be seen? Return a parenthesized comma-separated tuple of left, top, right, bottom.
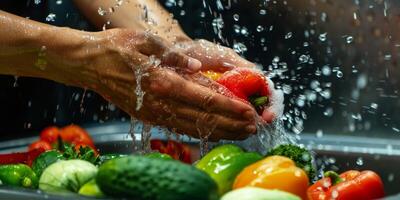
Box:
(0, 164, 38, 188)
(196, 144, 262, 195)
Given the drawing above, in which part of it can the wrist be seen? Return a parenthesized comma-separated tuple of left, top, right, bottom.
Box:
(32, 27, 103, 88)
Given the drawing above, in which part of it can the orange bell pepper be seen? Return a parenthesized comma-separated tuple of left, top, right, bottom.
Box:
(233, 155, 309, 200)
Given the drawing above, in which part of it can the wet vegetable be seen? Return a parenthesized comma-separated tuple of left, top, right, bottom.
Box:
(233, 155, 309, 199)
(221, 187, 301, 200)
(196, 144, 262, 194)
(78, 179, 105, 198)
(32, 150, 64, 177)
(307, 170, 384, 200)
(203, 68, 270, 113)
(39, 159, 97, 193)
(267, 144, 316, 180)
(97, 156, 218, 200)
(0, 164, 38, 189)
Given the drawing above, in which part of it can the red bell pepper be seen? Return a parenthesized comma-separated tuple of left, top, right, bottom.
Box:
(203, 68, 270, 113)
(150, 139, 191, 164)
(0, 148, 46, 166)
(307, 170, 384, 200)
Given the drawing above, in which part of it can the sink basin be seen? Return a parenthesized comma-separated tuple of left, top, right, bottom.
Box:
(0, 122, 399, 199)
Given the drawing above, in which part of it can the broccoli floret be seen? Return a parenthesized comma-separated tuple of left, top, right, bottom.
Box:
(266, 144, 316, 181)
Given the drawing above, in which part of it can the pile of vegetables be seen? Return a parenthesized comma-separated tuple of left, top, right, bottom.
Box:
(0, 124, 385, 200)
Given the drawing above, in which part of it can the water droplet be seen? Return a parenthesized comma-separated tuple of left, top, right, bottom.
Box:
(388, 173, 395, 182)
(345, 35, 354, 44)
(233, 14, 239, 21)
(322, 65, 331, 76)
(165, 0, 176, 7)
(316, 130, 324, 138)
(233, 42, 247, 54)
(370, 103, 378, 109)
(240, 27, 249, 36)
(298, 54, 310, 63)
(259, 9, 267, 15)
(98, 7, 107, 16)
(285, 32, 293, 39)
(324, 107, 333, 116)
(212, 17, 224, 29)
(336, 71, 343, 78)
(319, 32, 327, 41)
(256, 25, 264, 32)
(45, 13, 56, 22)
(356, 157, 364, 166)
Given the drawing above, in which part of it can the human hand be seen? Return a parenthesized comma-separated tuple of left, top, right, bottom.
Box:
(174, 39, 283, 123)
(68, 29, 258, 141)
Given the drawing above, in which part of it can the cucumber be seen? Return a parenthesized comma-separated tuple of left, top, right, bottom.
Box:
(96, 156, 218, 200)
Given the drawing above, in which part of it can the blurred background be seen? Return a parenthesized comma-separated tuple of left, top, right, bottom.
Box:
(1, 0, 400, 141)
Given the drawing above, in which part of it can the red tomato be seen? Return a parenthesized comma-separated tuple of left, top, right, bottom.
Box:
(60, 125, 95, 148)
(28, 140, 52, 152)
(39, 126, 60, 144)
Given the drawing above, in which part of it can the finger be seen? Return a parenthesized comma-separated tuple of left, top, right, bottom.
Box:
(173, 104, 256, 135)
(148, 69, 256, 119)
(161, 116, 250, 141)
(137, 34, 201, 72)
(137, 93, 255, 135)
(262, 109, 275, 124)
(180, 39, 255, 72)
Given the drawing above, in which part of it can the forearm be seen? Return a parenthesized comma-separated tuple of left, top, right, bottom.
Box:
(0, 11, 99, 87)
(73, 0, 190, 42)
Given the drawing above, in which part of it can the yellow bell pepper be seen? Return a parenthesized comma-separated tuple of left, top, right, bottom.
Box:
(201, 70, 223, 81)
(232, 155, 309, 200)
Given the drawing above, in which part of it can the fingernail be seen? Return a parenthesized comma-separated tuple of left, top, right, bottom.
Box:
(245, 125, 256, 134)
(222, 62, 236, 68)
(188, 58, 202, 71)
(244, 110, 255, 120)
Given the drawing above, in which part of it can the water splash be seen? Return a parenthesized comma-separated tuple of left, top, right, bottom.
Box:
(140, 124, 152, 153)
(129, 117, 140, 153)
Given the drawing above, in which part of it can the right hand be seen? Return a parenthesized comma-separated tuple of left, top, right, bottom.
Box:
(62, 29, 257, 141)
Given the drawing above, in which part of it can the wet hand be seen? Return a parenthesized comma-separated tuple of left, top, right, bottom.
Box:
(175, 39, 283, 123)
(80, 29, 257, 141)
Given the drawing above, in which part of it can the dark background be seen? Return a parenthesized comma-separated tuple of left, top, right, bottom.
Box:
(1, 0, 400, 140)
